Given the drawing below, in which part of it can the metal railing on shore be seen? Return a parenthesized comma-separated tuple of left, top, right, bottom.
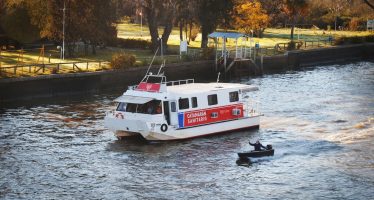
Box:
(0, 61, 110, 77)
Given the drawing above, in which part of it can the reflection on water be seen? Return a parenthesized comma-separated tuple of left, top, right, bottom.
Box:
(0, 61, 373, 199)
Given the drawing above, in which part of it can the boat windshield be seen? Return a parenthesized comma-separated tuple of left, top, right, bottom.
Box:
(116, 100, 162, 115)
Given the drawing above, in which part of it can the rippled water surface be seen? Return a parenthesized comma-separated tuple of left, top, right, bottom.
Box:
(1, 62, 373, 199)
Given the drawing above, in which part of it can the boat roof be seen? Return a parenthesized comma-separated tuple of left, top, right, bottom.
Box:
(167, 82, 258, 95)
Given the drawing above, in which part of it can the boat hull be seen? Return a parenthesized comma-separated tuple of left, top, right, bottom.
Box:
(105, 115, 260, 141)
(237, 149, 274, 158)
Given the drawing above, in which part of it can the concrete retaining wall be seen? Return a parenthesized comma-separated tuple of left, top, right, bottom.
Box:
(1, 43, 373, 104)
(0, 60, 215, 103)
(260, 43, 374, 72)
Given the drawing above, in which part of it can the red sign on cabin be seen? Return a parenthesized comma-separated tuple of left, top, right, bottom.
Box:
(136, 82, 161, 92)
(180, 104, 244, 128)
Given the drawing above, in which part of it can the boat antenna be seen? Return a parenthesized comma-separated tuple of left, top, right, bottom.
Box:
(157, 59, 166, 75)
(216, 72, 221, 83)
(142, 47, 159, 82)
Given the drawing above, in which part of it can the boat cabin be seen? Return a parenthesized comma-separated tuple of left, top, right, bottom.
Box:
(114, 74, 258, 129)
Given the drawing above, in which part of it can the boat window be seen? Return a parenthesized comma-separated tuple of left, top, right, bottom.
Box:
(171, 102, 176, 112)
(126, 103, 137, 113)
(229, 91, 239, 102)
(116, 102, 127, 111)
(191, 97, 198, 108)
(208, 94, 218, 106)
(124, 100, 162, 114)
(179, 98, 189, 110)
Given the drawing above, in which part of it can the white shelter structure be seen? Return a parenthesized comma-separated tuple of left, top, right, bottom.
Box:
(208, 32, 256, 74)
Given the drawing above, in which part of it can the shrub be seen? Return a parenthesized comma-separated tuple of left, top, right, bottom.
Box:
(190, 26, 200, 41)
(348, 18, 360, 31)
(110, 53, 136, 69)
(181, 54, 193, 62)
(201, 47, 215, 60)
(107, 38, 151, 49)
(333, 35, 374, 45)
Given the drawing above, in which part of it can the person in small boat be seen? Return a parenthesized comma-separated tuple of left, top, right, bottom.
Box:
(249, 140, 266, 151)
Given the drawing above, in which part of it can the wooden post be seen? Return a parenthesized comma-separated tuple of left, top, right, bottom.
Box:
(86, 62, 89, 70)
(57, 64, 60, 72)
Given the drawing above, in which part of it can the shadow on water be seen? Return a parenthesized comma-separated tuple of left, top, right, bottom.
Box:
(106, 129, 260, 155)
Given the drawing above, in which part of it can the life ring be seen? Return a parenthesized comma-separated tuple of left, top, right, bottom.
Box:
(160, 124, 168, 132)
(115, 112, 124, 119)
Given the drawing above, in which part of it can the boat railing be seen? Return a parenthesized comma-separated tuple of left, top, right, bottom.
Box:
(166, 79, 194, 86)
(127, 79, 194, 90)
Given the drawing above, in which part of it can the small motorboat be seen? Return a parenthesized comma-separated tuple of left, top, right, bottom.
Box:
(237, 145, 274, 159)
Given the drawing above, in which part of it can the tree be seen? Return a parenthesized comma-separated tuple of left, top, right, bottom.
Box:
(0, 0, 117, 56)
(233, 1, 269, 37)
(363, 0, 374, 9)
(325, 0, 349, 31)
(143, 0, 177, 53)
(175, 0, 198, 43)
(197, 0, 234, 48)
(282, 0, 308, 41)
(0, 2, 40, 44)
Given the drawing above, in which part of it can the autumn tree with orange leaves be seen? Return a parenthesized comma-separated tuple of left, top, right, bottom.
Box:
(232, 1, 269, 37)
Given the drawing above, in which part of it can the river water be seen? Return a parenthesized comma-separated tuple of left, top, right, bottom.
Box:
(1, 62, 373, 199)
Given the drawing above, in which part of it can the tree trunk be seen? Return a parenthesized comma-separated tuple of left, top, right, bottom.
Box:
(161, 19, 174, 54)
(147, 14, 159, 53)
(290, 15, 296, 41)
(188, 22, 193, 44)
(201, 26, 209, 48)
(179, 20, 183, 41)
(184, 20, 188, 43)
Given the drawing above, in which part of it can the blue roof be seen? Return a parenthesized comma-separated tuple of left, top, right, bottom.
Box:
(208, 32, 246, 39)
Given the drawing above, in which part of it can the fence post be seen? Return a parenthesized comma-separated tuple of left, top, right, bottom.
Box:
(42, 64, 45, 73)
(86, 62, 89, 71)
(14, 66, 17, 74)
(57, 64, 60, 72)
(99, 61, 101, 70)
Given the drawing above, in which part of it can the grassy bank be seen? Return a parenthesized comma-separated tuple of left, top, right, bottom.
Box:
(1, 22, 373, 78)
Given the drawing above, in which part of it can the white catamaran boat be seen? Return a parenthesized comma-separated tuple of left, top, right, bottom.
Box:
(104, 64, 260, 141)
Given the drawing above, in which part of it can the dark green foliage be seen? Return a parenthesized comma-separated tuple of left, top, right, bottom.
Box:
(109, 38, 151, 49)
(200, 47, 215, 60)
(197, 0, 234, 48)
(0, 5, 40, 44)
(334, 35, 374, 45)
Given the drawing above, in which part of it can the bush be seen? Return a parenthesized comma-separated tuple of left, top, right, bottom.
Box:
(348, 18, 360, 31)
(190, 26, 200, 42)
(181, 54, 193, 62)
(333, 35, 374, 45)
(201, 47, 215, 60)
(107, 38, 151, 49)
(110, 53, 136, 69)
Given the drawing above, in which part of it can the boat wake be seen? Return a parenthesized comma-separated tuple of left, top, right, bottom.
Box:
(326, 117, 374, 144)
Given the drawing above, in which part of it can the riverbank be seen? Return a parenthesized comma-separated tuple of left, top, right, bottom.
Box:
(259, 43, 374, 72)
(1, 43, 373, 104)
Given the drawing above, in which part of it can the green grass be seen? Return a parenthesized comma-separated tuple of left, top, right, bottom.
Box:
(1, 22, 373, 78)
